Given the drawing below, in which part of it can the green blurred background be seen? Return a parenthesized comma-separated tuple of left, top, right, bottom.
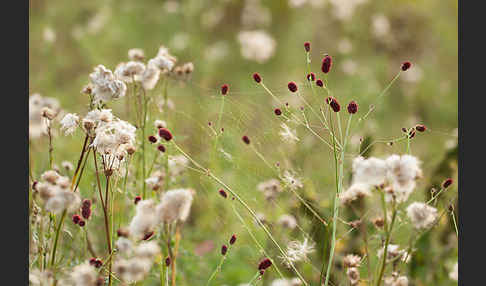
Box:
(29, 0, 458, 285)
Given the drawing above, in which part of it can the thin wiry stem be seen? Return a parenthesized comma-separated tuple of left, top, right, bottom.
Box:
(171, 142, 309, 286)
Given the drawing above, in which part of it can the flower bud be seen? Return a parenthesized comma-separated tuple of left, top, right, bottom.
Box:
(219, 189, 228, 198)
(321, 55, 332, 74)
(442, 178, 453, 189)
(221, 245, 228, 255)
(415, 124, 426, 132)
(316, 79, 324, 87)
(158, 128, 173, 141)
(134, 196, 142, 205)
(157, 144, 166, 153)
(229, 234, 237, 245)
(274, 108, 282, 116)
(242, 135, 250, 145)
(401, 61, 412, 71)
(304, 42, 311, 52)
(347, 101, 358, 114)
(221, 84, 229, 95)
(287, 82, 298, 93)
(258, 258, 272, 270)
(253, 72, 262, 83)
(148, 135, 157, 143)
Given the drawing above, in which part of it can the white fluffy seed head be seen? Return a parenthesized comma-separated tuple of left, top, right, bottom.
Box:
(278, 214, 297, 229)
(352, 156, 387, 187)
(70, 262, 97, 286)
(60, 113, 79, 135)
(340, 183, 372, 205)
(406, 202, 438, 229)
(129, 200, 157, 240)
(156, 189, 194, 223)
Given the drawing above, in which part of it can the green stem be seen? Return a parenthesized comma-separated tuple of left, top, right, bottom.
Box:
(375, 206, 397, 286)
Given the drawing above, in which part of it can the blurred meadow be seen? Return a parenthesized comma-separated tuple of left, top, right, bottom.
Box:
(29, 0, 458, 285)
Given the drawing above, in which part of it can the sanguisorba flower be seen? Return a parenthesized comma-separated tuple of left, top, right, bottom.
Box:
(406, 202, 438, 229)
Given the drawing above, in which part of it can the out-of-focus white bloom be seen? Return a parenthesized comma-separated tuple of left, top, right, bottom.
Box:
(128, 48, 145, 61)
(278, 214, 297, 229)
(38, 170, 81, 214)
(71, 262, 97, 286)
(346, 267, 360, 285)
(257, 178, 282, 200)
(377, 244, 406, 263)
(352, 156, 387, 186)
(89, 65, 127, 103)
(62, 161, 74, 171)
(156, 189, 194, 223)
(289, 0, 307, 8)
(145, 171, 165, 191)
(60, 113, 79, 135)
(204, 41, 230, 62)
(141, 63, 160, 90)
(372, 14, 391, 39)
(279, 123, 299, 143)
(116, 237, 133, 255)
(343, 254, 362, 268)
(329, 0, 368, 21)
(385, 155, 422, 203)
(168, 155, 189, 177)
(115, 61, 146, 83)
(406, 202, 437, 229)
(114, 257, 153, 283)
(171, 33, 190, 51)
(341, 59, 358, 75)
(129, 200, 158, 240)
(449, 262, 458, 281)
(270, 278, 302, 286)
(201, 7, 224, 29)
(340, 183, 372, 204)
(241, 0, 272, 28)
(281, 238, 315, 267)
(384, 273, 409, 286)
(135, 241, 160, 260)
(164, 0, 179, 13)
(43, 27, 56, 44)
(338, 38, 353, 54)
(29, 93, 60, 139)
(29, 269, 53, 286)
(281, 170, 303, 191)
(237, 30, 276, 64)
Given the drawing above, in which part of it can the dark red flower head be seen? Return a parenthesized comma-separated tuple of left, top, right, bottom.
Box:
(288, 82, 298, 93)
(158, 128, 173, 141)
(347, 101, 358, 114)
(82, 199, 92, 208)
(221, 245, 228, 255)
(134, 196, 142, 205)
(326, 97, 340, 112)
(78, 219, 86, 227)
(143, 231, 154, 241)
(165, 257, 171, 266)
(219, 189, 228, 198)
(72, 214, 81, 224)
(242, 135, 250, 145)
(253, 72, 262, 83)
(401, 61, 412, 71)
(82, 208, 91, 220)
(442, 178, 453, 189)
(221, 84, 229, 95)
(316, 79, 324, 87)
(304, 42, 311, 52)
(307, 73, 316, 81)
(90, 258, 103, 268)
(148, 135, 157, 143)
(321, 55, 332, 74)
(274, 108, 282, 116)
(157, 144, 166, 153)
(230, 234, 237, 245)
(258, 258, 272, 270)
(415, 124, 426, 132)
(304, 42, 310, 52)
